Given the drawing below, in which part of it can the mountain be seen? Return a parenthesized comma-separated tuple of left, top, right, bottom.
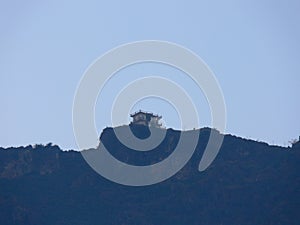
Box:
(0, 126, 299, 225)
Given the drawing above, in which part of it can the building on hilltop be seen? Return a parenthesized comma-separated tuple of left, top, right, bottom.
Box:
(130, 110, 162, 128)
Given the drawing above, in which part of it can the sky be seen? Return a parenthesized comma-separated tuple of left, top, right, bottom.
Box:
(1, 0, 299, 150)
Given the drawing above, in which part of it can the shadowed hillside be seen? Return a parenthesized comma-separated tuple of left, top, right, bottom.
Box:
(0, 126, 299, 225)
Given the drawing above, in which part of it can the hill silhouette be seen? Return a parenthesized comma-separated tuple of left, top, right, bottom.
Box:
(0, 126, 299, 225)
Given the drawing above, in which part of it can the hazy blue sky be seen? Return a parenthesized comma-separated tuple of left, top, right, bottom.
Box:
(1, 0, 299, 149)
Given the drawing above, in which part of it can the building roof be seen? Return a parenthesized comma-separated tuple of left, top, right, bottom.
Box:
(130, 110, 161, 118)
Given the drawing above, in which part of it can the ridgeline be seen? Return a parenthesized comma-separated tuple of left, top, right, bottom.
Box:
(0, 126, 299, 225)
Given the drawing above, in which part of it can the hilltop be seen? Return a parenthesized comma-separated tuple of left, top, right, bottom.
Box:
(0, 126, 299, 225)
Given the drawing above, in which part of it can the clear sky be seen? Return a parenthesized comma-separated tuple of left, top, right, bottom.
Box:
(1, 0, 299, 150)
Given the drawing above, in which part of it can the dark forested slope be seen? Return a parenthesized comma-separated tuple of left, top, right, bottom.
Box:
(0, 126, 299, 225)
